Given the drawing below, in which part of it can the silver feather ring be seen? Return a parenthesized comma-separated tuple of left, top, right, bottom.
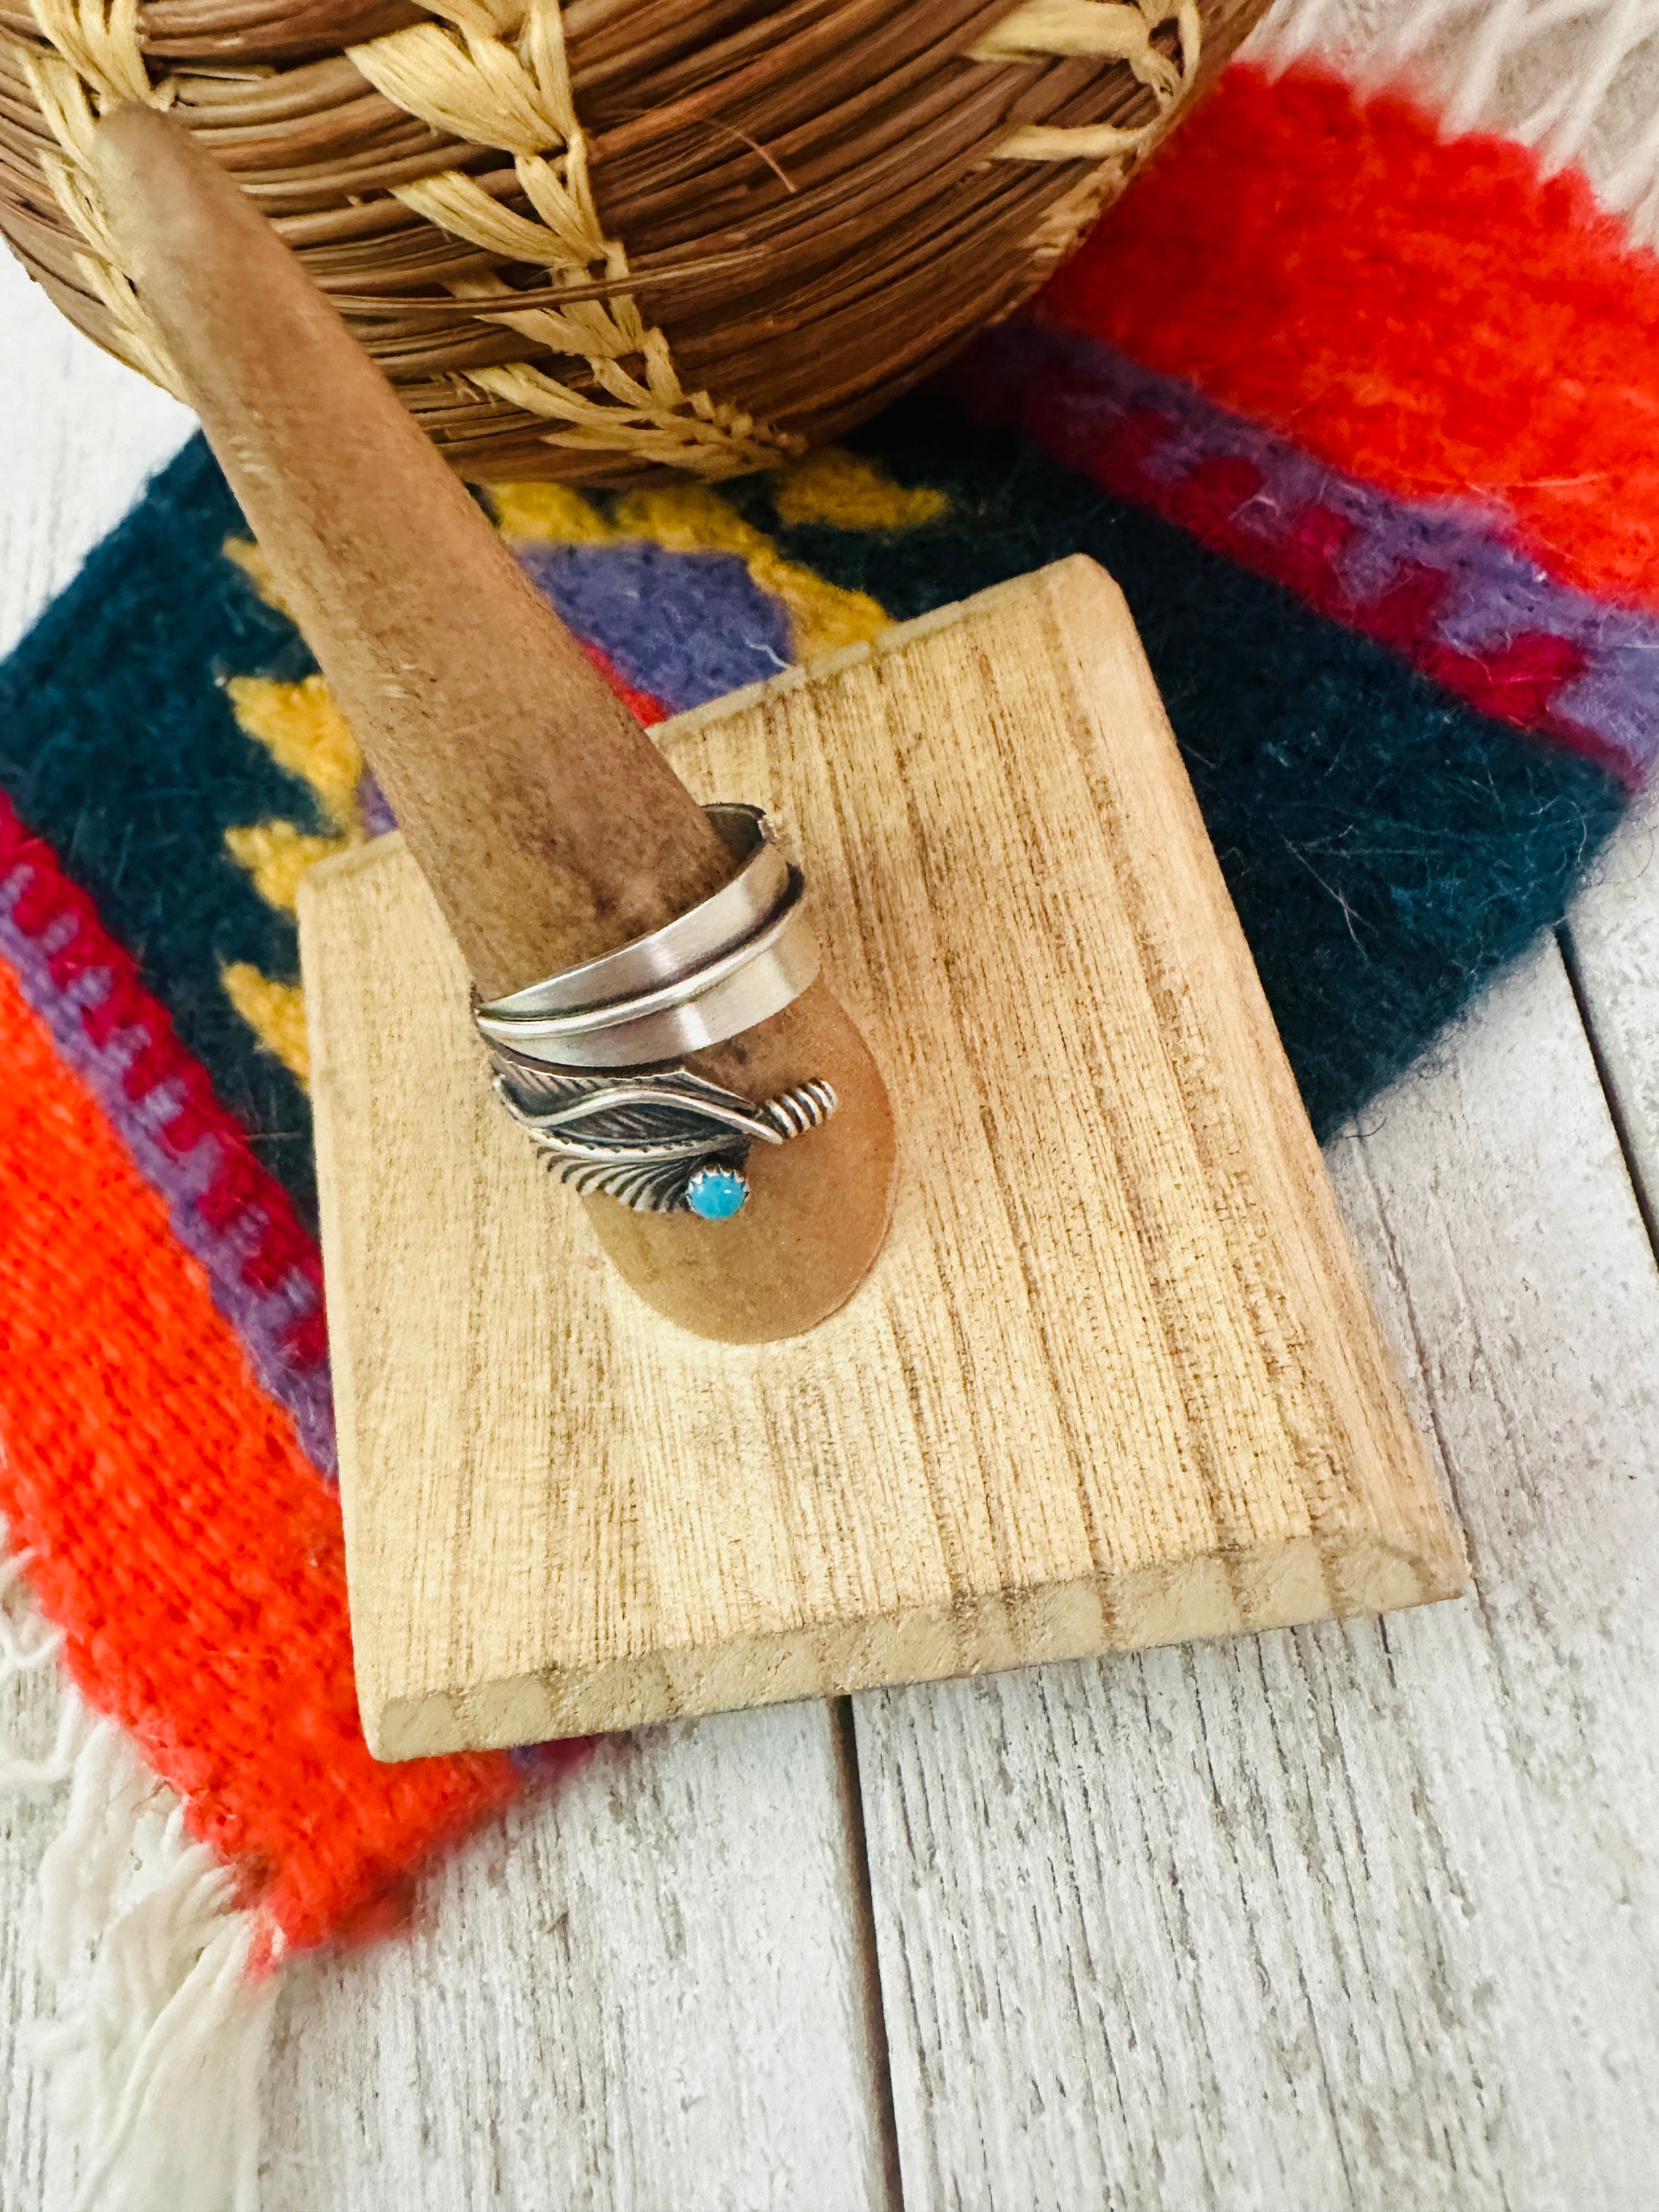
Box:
(492, 1061, 837, 1219)
(473, 804, 838, 1219)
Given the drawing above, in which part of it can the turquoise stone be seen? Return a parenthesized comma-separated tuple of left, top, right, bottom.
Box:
(686, 1165, 748, 1221)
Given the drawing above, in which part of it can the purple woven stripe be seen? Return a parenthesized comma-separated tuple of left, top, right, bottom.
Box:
(516, 540, 792, 713)
(963, 320, 1659, 783)
(0, 866, 337, 1475)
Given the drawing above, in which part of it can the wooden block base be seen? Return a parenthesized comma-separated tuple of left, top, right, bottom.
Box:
(300, 558, 1467, 1759)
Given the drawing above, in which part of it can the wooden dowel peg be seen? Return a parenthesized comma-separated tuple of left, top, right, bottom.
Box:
(91, 101, 896, 1344)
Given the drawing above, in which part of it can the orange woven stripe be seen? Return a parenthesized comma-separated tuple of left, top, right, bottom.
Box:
(1043, 63, 1659, 616)
(0, 955, 516, 1952)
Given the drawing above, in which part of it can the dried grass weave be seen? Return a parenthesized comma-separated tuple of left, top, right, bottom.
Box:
(0, 0, 1267, 480)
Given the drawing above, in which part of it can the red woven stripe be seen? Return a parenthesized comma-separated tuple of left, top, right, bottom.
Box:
(0, 796, 327, 1374)
(0, 618, 663, 1379)
(579, 637, 669, 726)
(0, 946, 517, 1951)
(1043, 61, 1659, 615)
(0, 603, 656, 1948)
(970, 373, 1611, 773)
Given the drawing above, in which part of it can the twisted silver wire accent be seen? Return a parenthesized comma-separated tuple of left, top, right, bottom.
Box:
(760, 1079, 838, 1139)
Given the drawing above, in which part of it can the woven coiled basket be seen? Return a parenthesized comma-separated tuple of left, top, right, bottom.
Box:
(0, 0, 1269, 482)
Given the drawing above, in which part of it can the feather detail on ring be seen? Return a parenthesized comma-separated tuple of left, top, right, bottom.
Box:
(490, 1060, 837, 1215)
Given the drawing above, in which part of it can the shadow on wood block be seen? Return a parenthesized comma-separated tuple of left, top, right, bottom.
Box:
(300, 557, 1468, 1759)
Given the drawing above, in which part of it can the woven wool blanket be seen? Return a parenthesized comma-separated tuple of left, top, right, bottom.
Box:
(5, 10, 1659, 2203)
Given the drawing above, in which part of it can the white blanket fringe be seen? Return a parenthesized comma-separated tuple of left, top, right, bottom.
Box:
(1, 1546, 281, 2212)
(1249, 0, 1659, 241)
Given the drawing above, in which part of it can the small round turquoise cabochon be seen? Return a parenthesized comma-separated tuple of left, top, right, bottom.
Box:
(686, 1165, 748, 1221)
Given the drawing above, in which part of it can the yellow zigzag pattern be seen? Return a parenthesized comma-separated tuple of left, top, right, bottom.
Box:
(219, 963, 312, 1085)
(490, 448, 942, 661)
(218, 449, 944, 1081)
(769, 449, 949, 534)
(220, 661, 367, 1086)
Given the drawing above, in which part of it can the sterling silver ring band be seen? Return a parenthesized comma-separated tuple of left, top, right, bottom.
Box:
(472, 803, 821, 1071)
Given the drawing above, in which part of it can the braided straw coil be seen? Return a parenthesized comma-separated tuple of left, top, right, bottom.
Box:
(0, 0, 1270, 482)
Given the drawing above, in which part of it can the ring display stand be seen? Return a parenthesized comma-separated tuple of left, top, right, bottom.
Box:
(302, 558, 1467, 1760)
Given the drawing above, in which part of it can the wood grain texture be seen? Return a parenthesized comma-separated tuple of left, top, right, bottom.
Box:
(259, 1701, 896, 2212)
(301, 556, 1463, 1759)
(855, 937, 1659, 2211)
(0, 1654, 73, 2212)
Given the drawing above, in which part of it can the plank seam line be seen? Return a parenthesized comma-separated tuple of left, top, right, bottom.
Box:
(834, 1697, 906, 2212)
(1555, 921, 1659, 1269)
(1343, 1128, 1464, 1529)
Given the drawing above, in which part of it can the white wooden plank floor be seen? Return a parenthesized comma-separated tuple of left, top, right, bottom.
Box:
(4, 247, 1659, 2210)
(857, 936, 1659, 2209)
